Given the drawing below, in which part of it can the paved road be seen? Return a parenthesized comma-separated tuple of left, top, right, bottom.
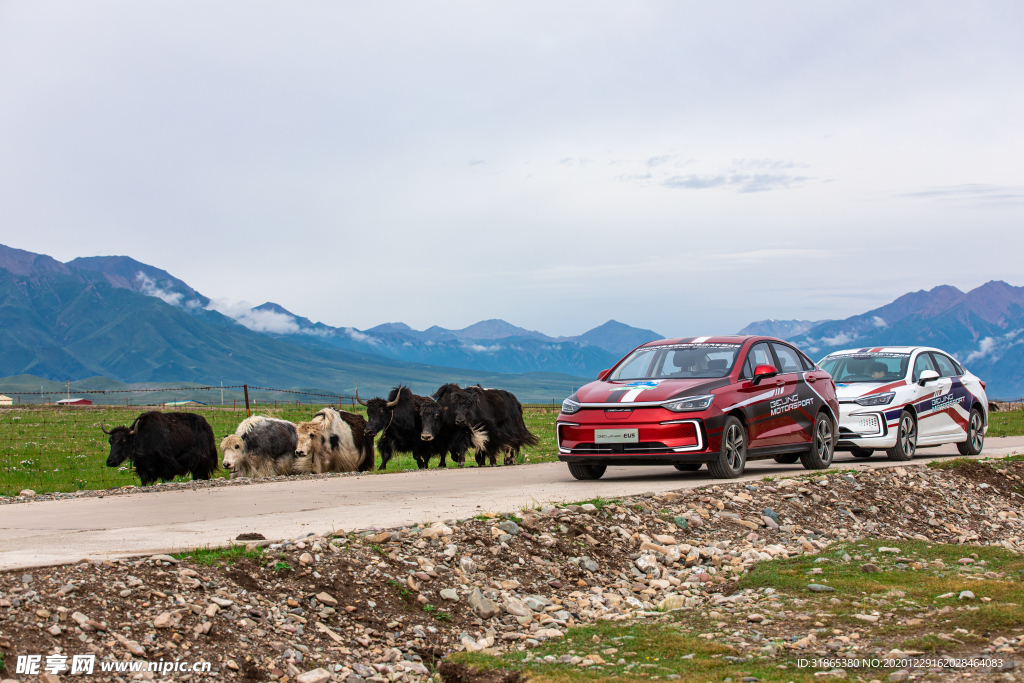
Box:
(2, 438, 1022, 571)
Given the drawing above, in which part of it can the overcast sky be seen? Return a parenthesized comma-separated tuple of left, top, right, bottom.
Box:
(1, 1, 1022, 338)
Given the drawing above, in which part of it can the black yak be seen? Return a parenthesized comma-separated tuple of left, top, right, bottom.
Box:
(357, 386, 441, 469)
(419, 392, 482, 467)
(433, 384, 538, 466)
(103, 411, 219, 485)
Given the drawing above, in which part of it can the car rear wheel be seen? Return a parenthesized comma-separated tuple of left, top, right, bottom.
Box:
(956, 408, 985, 455)
(773, 453, 800, 464)
(850, 448, 874, 458)
(708, 416, 746, 478)
(801, 413, 836, 470)
(567, 463, 607, 480)
(674, 463, 702, 471)
(886, 411, 917, 461)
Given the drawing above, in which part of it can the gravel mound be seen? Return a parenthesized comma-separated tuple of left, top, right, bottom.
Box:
(1, 462, 1022, 683)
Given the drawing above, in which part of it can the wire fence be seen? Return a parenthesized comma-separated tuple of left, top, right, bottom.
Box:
(0, 384, 564, 497)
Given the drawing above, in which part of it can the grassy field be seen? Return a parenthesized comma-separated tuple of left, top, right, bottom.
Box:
(3, 404, 1022, 497)
(985, 408, 1024, 437)
(0, 403, 561, 496)
(454, 539, 1024, 682)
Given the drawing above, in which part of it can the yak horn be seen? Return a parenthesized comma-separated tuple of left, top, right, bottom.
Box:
(100, 422, 111, 435)
(386, 388, 402, 408)
(354, 385, 368, 406)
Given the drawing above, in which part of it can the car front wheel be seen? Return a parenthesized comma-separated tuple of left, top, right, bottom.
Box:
(801, 413, 836, 470)
(886, 411, 917, 461)
(708, 416, 746, 478)
(567, 462, 607, 480)
(956, 408, 985, 455)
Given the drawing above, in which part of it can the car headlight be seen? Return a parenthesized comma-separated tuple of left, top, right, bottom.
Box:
(561, 397, 581, 415)
(855, 392, 895, 406)
(663, 394, 714, 412)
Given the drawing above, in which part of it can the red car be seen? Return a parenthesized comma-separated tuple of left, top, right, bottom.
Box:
(557, 336, 839, 479)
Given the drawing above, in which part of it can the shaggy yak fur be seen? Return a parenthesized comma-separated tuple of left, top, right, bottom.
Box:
(103, 411, 219, 485)
(359, 386, 463, 470)
(416, 397, 479, 468)
(220, 415, 298, 479)
(294, 408, 373, 474)
(433, 384, 538, 466)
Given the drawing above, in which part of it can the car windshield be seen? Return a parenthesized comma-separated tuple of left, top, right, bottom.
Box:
(819, 353, 910, 383)
(609, 343, 741, 380)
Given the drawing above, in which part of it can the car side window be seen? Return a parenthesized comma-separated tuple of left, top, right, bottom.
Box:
(797, 350, 817, 371)
(931, 353, 959, 378)
(742, 342, 774, 378)
(912, 353, 936, 382)
(771, 343, 802, 374)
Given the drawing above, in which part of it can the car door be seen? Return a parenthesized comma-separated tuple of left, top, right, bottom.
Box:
(736, 341, 785, 448)
(910, 351, 942, 443)
(928, 352, 966, 441)
(768, 342, 815, 447)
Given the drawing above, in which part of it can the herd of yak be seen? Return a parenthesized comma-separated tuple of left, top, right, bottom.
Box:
(101, 384, 539, 485)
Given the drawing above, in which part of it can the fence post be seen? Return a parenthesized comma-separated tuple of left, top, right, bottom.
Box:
(243, 385, 250, 417)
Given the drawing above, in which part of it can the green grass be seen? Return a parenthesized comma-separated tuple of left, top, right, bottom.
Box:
(456, 621, 813, 683)
(567, 496, 616, 511)
(173, 544, 264, 566)
(926, 457, 977, 470)
(457, 541, 1024, 682)
(737, 539, 1024, 635)
(0, 403, 560, 496)
(985, 409, 1024, 438)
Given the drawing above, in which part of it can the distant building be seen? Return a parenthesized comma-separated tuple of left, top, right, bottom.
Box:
(0, 395, 12, 406)
(165, 400, 207, 407)
(56, 398, 93, 406)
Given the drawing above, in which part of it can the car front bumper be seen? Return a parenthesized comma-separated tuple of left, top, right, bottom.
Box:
(835, 402, 897, 450)
(556, 408, 718, 464)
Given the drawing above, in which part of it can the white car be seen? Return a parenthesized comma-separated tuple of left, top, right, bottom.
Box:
(818, 346, 988, 461)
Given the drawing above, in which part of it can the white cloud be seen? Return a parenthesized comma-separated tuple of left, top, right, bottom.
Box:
(819, 332, 855, 347)
(135, 272, 199, 310)
(872, 316, 888, 328)
(205, 299, 300, 335)
(344, 327, 377, 344)
(465, 344, 502, 353)
(965, 337, 997, 363)
(965, 329, 1024, 363)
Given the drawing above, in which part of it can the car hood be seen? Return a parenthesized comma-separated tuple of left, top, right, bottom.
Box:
(834, 380, 906, 400)
(575, 378, 730, 405)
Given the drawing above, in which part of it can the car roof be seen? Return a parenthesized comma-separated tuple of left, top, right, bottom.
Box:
(823, 346, 944, 356)
(643, 335, 774, 347)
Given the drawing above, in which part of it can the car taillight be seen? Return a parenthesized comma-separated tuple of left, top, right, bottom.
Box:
(981, 381, 986, 389)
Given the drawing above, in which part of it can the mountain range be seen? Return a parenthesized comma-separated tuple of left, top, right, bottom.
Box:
(785, 281, 1024, 398)
(0, 244, 659, 400)
(3, 242, 1022, 399)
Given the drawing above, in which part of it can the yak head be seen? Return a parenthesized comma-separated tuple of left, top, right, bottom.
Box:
(101, 420, 139, 467)
(295, 421, 323, 458)
(296, 419, 338, 457)
(220, 435, 244, 471)
(355, 386, 402, 437)
(450, 388, 479, 427)
(418, 401, 445, 441)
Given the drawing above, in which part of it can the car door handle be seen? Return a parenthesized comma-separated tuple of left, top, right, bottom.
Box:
(775, 380, 785, 386)
(807, 376, 817, 383)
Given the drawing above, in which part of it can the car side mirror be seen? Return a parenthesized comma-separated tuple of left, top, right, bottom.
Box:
(597, 369, 612, 381)
(918, 369, 939, 386)
(751, 364, 779, 385)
